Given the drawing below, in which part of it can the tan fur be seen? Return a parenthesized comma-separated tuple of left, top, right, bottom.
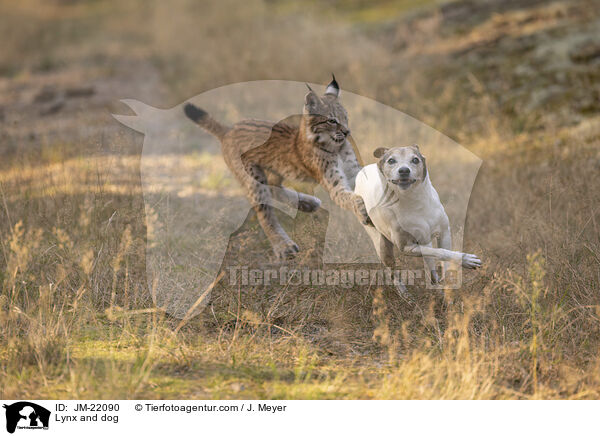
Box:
(184, 77, 370, 259)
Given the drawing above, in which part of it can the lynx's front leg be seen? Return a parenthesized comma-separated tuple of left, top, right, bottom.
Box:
(339, 140, 362, 189)
(267, 172, 321, 213)
(322, 164, 372, 226)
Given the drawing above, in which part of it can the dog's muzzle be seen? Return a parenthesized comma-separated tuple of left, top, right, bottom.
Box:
(391, 177, 416, 190)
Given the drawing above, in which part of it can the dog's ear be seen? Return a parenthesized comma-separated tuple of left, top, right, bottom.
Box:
(412, 144, 427, 181)
(373, 147, 388, 158)
(375, 147, 390, 173)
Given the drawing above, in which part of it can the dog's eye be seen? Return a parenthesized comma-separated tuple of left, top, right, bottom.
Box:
(327, 118, 337, 125)
(411, 157, 420, 164)
(387, 158, 396, 165)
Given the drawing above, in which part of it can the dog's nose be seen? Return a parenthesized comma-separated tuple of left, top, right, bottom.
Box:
(398, 166, 410, 176)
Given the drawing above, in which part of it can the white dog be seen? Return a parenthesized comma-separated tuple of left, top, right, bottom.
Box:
(354, 145, 481, 288)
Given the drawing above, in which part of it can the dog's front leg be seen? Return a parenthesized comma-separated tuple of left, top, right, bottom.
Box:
(403, 244, 481, 270)
(438, 225, 455, 281)
(421, 242, 441, 284)
(367, 228, 406, 294)
(403, 244, 461, 261)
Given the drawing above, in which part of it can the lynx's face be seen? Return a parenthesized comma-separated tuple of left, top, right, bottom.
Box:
(303, 78, 350, 153)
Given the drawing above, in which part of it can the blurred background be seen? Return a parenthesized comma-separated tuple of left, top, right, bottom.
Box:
(1, 0, 599, 399)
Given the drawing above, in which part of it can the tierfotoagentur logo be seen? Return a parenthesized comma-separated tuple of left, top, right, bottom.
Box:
(2, 402, 50, 434)
(113, 79, 481, 318)
(227, 266, 461, 289)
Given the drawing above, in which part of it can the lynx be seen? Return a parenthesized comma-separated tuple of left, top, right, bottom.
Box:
(184, 76, 371, 260)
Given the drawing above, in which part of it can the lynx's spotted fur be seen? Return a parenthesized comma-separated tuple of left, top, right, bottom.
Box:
(184, 76, 370, 260)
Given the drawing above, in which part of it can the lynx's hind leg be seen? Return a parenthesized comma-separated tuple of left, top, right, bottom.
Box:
(236, 163, 299, 260)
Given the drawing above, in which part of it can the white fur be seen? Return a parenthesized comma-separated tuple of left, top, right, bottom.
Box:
(355, 163, 481, 285)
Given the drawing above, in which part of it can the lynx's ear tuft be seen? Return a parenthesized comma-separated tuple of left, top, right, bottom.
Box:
(325, 74, 340, 97)
(373, 147, 389, 158)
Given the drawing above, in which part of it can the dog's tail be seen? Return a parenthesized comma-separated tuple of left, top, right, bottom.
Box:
(184, 103, 231, 140)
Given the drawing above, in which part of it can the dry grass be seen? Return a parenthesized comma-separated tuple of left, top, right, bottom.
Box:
(1, 0, 600, 399)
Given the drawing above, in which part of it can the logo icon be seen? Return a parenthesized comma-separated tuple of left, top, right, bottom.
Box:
(2, 402, 50, 434)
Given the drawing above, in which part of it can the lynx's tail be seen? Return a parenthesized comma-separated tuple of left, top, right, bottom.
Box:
(184, 103, 231, 140)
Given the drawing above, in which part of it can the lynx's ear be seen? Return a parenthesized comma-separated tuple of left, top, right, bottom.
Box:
(373, 147, 389, 158)
(325, 74, 340, 97)
(304, 88, 321, 113)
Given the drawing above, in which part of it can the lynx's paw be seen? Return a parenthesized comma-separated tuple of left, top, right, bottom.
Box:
(297, 193, 321, 213)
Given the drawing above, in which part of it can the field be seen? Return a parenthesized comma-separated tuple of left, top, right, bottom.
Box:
(1, 0, 600, 399)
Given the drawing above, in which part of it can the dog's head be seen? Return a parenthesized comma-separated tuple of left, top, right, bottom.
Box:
(373, 144, 427, 190)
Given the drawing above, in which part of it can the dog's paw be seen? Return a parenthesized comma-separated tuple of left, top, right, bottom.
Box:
(393, 278, 416, 304)
(430, 269, 441, 284)
(352, 195, 373, 226)
(297, 194, 321, 213)
(462, 253, 482, 269)
(273, 240, 300, 261)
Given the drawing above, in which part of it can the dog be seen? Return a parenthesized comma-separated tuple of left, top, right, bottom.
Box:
(354, 144, 481, 289)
